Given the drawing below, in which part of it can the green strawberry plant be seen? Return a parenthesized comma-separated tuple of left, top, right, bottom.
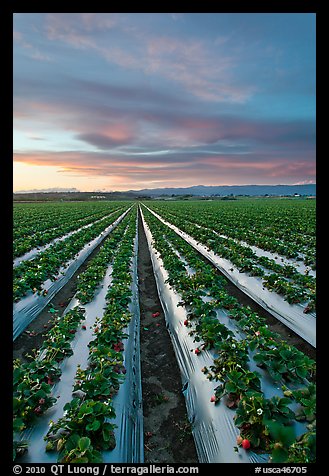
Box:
(213, 368, 261, 408)
(53, 435, 102, 463)
(234, 393, 295, 450)
(283, 382, 316, 423)
(45, 398, 117, 462)
(253, 344, 315, 383)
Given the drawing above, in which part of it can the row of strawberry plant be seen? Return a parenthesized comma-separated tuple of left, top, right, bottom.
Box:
(43, 209, 138, 462)
(13, 206, 131, 302)
(141, 206, 316, 463)
(13, 306, 86, 460)
(148, 199, 316, 269)
(14, 203, 126, 259)
(75, 209, 134, 304)
(144, 204, 316, 313)
(142, 206, 316, 383)
(13, 201, 124, 240)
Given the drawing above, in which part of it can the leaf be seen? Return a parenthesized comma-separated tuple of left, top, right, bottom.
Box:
(269, 371, 281, 382)
(86, 419, 101, 432)
(57, 439, 65, 452)
(225, 382, 237, 394)
(249, 339, 258, 352)
(266, 420, 296, 447)
(13, 417, 25, 432)
(78, 403, 94, 417)
(78, 436, 91, 452)
(295, 366, 307, 379)
(253, 353, 264, 363)
(271, 446, 289, 463)
(279, 397, 293, 407)
(64, 433, 80, 451)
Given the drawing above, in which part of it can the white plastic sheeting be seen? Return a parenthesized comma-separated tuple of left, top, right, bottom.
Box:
(17, 221, 143, 463)
(142, 205, 316, 348)
(13, 207, 132, 341)
(140, 207, 268, 464)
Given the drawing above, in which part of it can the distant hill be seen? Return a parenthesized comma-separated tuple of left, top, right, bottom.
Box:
(13, 184, 316, 201)
(129, 184, 316, 197)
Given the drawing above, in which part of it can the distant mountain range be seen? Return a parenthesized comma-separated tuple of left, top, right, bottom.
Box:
(129, 184, 316, 197)
(13, 184, 316, 201)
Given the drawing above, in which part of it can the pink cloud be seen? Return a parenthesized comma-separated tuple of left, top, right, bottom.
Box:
(13, 149, 315, 187)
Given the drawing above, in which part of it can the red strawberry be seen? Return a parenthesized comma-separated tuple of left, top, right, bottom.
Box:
(194, 348, 201, 355)
(82, 325, 87, 330)
(242, 439, 251, 450)
(184, 319, 189, 326)
(113, 342, 124, 352)
(210, 395, 216, 403)
(152, 312, 160, 318)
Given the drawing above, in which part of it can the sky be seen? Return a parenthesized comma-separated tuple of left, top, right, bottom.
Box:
(13, 13, 316, 192)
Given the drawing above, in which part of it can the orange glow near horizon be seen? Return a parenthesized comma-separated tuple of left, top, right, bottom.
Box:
(13, 160, 185, 192)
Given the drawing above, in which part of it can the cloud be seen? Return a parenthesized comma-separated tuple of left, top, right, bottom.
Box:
(42, 13, 255, 104)
(13, 78, 315, 168)
(76, 129, 136, 149)
(13, 144, 315, 189)
(14, 28, 52, 62)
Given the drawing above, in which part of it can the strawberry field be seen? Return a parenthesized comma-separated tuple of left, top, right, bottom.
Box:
(13, 198, 316, 464)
